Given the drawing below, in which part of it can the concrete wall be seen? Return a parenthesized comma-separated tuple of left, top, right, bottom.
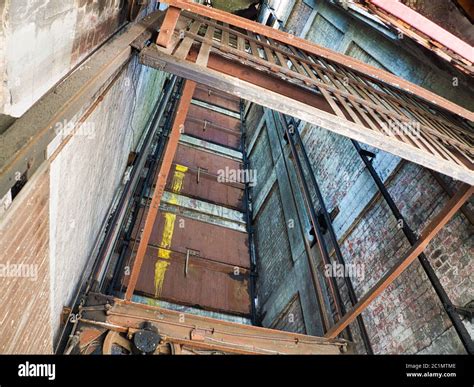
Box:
(49, 55, 167, 341)
(0, 0, 158, 118)
(248, 0, 473, 353)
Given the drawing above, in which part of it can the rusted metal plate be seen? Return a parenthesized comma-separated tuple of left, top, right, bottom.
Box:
(174, 143, 242, 175)
(188, 104, 240, 131)
(193, 84, 241, 112)
(184, 104, 241, 148)
(75, 294, 347, 354)
(121, 241, 251, 315)
(125, 80, 197, 300)
(166, 164, 244, 211)
(165, 164, 245, 210)
(131, 209, 250, 268)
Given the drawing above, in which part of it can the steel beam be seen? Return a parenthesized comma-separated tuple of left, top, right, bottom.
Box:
(140, 46, 474, 185)
(283, 115, 373, 354)
(125, 80, 197, 301)
(325, 184, 473, 338)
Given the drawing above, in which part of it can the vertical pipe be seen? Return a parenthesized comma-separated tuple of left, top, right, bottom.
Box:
(240, 100, 258, 325)
(275, 112, 353, 340)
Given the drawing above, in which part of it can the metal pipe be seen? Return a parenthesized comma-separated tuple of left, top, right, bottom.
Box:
(352, 139, 474, 354)
(287, 116, 373, 354)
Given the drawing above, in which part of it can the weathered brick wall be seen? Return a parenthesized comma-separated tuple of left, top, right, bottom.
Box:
(246, 107, 325, 337)
(254, 185, 293, 306)
(250, 0, 474, 353)
(336, 162, 473, 354)
(0, 165, 52, 354)
(285, 0, 313, 36)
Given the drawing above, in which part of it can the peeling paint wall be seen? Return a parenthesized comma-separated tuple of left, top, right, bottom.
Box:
(0, 0, 158, 118)
(49, 56, 167, 341)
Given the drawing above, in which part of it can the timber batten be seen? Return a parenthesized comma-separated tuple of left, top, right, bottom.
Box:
(139, 2, 474, 185)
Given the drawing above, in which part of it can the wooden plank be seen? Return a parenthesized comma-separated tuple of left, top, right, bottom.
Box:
(324, 184, 473, 338)
(174, 20, 201, 60)
(156, 6, 181, 48)
(195, 25, 215, 66)
(161, 0, 474, 121)
(139, 46, 474, 185)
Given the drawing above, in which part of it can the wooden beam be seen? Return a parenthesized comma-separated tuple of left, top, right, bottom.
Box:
(156, 6, 181, 48)
(139, 47, 474, 185)
(324, 184, 473, 338)
(125, 80, 197, 301)
(160, 0, 474, 121)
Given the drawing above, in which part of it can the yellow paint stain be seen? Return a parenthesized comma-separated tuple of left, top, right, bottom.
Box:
(154, 213, 176, 297)
(153, 164, 187, 297)
(171, 164, 188, 193)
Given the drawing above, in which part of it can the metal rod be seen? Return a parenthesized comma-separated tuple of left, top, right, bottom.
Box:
(352, 140, 474, 354)
(287, 116, 373, 353)
(240, 100, 258, 325)
(271, 111, 333, 334)
(275, 112, 353, 338)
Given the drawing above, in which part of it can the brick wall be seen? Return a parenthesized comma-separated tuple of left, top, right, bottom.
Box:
(0, 165, 52, 354)
(335, 162, 473, 354)
(246, 0, 474, 353)
(254, 185, 293, 306)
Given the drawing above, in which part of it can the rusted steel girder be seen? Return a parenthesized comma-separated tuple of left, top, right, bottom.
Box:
(125, 80, 197, 301)
(145, 4, 474, 185)
(74, 293, 348, 354)
(325, 184, 474, 339)
(158, 0, 473, 120)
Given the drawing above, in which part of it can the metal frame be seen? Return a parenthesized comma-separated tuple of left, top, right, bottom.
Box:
(125, 80, 197, 300)
(352, 140, 474, 354)
(140, 1, 473, 185)
(280, 114, 373, 354)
